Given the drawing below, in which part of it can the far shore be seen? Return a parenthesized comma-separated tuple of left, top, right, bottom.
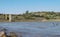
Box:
(0, 11, 60, 22)
(0, 19, 60, 22)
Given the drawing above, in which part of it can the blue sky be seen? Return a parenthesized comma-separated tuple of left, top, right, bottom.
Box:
(0, 0, 60, 14)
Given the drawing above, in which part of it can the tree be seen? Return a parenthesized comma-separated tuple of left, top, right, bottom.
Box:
(25, 10, 29, 14)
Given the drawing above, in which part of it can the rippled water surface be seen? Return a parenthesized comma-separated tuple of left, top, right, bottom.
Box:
(0, 22, 60, 37)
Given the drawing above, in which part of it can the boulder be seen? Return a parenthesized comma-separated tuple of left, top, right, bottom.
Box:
(0, 31, 7, 37)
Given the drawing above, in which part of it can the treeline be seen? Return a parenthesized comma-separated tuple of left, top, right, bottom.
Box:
(18, 11, 60, 20)
(0, 11, 60, 21)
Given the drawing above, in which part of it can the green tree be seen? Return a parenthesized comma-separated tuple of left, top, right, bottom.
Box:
(25, 10, 29, 14)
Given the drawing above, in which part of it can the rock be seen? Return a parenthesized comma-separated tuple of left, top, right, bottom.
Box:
(0, 31, 23, 37)
(9, 32, 17, 37)
(0, 31, 7, 37)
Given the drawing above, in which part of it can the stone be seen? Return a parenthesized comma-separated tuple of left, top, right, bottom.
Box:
(0, 31, 7, 37)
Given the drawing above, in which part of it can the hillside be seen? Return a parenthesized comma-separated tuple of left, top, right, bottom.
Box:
(0, 11, 60, 22)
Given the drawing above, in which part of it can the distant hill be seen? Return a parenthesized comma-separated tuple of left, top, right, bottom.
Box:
(0, 11, 60, 22)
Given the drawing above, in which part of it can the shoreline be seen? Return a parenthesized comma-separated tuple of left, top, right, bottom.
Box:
(0, 19, 60, 22)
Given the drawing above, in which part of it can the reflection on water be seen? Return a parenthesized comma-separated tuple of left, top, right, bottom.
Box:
(0, 22, 60, 37)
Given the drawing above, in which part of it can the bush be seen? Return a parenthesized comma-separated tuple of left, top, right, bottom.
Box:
(23, 16, 35, 20)
(45, 17, 50, 20)
(31, 15, 40, 17)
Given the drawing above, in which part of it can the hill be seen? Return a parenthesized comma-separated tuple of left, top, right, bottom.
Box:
(0, 11, 60, 22)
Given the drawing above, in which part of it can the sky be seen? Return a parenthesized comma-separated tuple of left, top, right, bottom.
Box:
(0, 0, 60, 14)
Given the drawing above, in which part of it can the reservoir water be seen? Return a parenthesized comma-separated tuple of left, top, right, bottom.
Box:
(0, 22, 60, 37)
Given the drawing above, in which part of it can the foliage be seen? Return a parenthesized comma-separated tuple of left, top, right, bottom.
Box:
(25, 10, 29, 14)
(0, 11, 60, 21)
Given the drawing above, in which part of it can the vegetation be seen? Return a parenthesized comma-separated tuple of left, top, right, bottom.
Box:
(0, 11, 60, 22)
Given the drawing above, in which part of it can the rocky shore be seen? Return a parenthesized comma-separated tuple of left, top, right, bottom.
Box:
(0, 28, 22, 37)
(0, 31, 23, 37)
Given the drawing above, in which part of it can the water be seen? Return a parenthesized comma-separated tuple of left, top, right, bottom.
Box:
(0, 22, 60, 37)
